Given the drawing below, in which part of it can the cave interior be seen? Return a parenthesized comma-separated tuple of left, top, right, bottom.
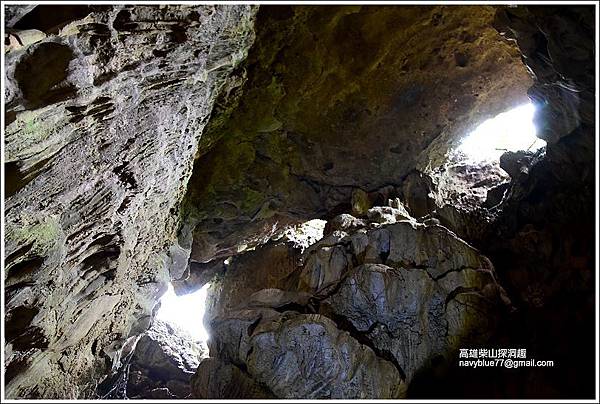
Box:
(2, 3, 597, 400)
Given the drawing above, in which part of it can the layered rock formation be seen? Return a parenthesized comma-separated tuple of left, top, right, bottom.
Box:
(4, 4, 256, 398)
(3, 4, 595, 400)
(480, 6, 596, 397)
(123, 320, 205, 399)
(93, 319, 205, 399)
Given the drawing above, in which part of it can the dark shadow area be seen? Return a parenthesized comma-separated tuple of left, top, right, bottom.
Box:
(12, 5, 101, 34)
(14, 42, 76, 110)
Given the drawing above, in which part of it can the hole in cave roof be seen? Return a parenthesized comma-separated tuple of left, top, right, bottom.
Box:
(155, 282, 210, 342)
(430, 102, 547, 212)
(456, 102, 545, 163)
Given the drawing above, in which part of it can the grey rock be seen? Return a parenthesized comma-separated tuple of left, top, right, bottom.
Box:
(208, 308, 277, 366)
(4, 5, 37, 28)
(385, 221, 488, 279)
(4, 4, 594, 400)
(325, 213, 367, 235)
(246, 312, 406, 399)
(244, 288, 313, 310)
(202, 209, 507, 397)
(366, 203, 414, 225)
(205, 241, 306, 321)
(423, 217, 441, 226)
(182, 5, 532, 264)
(3, 4, 257, 398)
(324, 263, 503, 382)
(191, 357, 274, 399)
(298, 244, 352, 293)
(172, 259, 225, 296)
(125, 320, 206, 399)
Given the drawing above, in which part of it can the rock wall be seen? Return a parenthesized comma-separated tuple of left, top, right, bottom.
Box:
(4, 5, 256, 398)
(183, 4, 595, 399)
(370, 5, 597, 398)
(123, 320, 205, 399)
(480, 6, 595, 397)
(193, 205, 511, 398)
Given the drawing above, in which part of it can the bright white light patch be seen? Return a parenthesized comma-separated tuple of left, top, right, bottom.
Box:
(457, 103, 545, 162)
(156, 283, 210, 342)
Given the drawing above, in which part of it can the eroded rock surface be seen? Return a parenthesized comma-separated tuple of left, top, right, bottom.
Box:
(194, 207, 509, 398)
(479, 6, 596, 397)
(249, 312, 405, 399)
(191, 357, 274, 399)
(181, 5, 532, 264)
(396, 5, 596, 398)
(3, 4, 595, 400)
(4, 4, 256, 398)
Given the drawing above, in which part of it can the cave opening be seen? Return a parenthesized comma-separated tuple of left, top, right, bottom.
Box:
(155, 282, 211, 343)
(426, 101, 548, 220)
(456, 102, 545, 163)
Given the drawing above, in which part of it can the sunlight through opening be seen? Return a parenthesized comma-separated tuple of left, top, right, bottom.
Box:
(457, 103, 545, 162)
(156, 282, 210, 342)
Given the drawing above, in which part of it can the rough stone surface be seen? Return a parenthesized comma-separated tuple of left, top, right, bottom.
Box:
(196, 208, 509, 398)
(401, 5, 595, 398)
(204, 308, 405, 399)
(247, 312, 406, 399)
(124, 320, 205, 399)
(181, 5, 532, 264)
(478, 6, 596, 398)
(324, 262, 504, 383)
(4, 4, 256, 399)
(191, 357, 274, 399)
(3, 4, 595, 400)
(204, 240, 307, 321)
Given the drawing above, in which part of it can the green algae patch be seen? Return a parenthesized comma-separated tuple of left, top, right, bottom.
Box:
(5, 108, 67, 164)
(6, 214, 62, 262)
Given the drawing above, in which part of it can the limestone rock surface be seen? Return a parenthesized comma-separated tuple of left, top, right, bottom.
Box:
(125, 320, 205, 399)
(194, 208, 509, 398)
(3, 4, 595, 400)
(181, 5, 532, 264)
(191, 357, 274, 399)
(4, 4, 256, 398)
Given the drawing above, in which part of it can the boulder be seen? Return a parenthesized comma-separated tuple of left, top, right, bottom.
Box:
(200, 210, 509, 398)
(125, 320, 206, 399)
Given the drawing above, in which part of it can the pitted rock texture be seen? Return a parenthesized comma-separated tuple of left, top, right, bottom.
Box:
(495, 6, 595, 145)
(204, 241, 306, 320)
(180, 5, 533, 264)
(4, 4, 256, 399)
(195, 206, 509, 398)
(205, 308, 406, 399)
(477, 6, 595, 397)
(324, 261, 504, 384)
(247, 312, 406, 399)
(393, 5, 596, 398)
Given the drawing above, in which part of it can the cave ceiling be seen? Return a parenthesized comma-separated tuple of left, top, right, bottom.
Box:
(182, 5, 532, 263)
